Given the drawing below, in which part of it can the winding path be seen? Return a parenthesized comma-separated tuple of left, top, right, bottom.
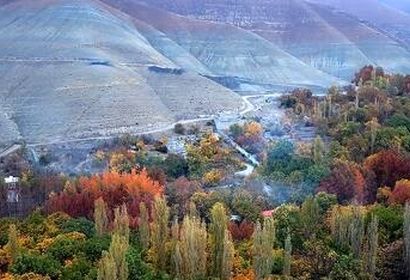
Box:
(0, 144, 22, 159)
(25, 93, 281, 148)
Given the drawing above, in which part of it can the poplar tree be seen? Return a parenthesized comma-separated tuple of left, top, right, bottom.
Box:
(366, 215, 378, 279)
(109, 233, 129, 280)
(313, 135, 325, 164)
(330, 206, 351, 249)
(283, 234, 292, 278)
(178, 215, 208, 280)
(113, 204, 129, 240)
(139, 202, 150, 251)
(404, 202, 410, 279)
(209, 203, 234, 280)
(7, 224, 19, 263)
(171, 217, 181, 278)
(300, 196, 320, 239)
(98, 205, 130, 280)
(222, 235, 234, 280)
(349, 206, 364, 259)
(151, 196, 170, 271)
(253, 217, 275, 280)
(94, 197, 109, 236)
(97, 251, 116, 280)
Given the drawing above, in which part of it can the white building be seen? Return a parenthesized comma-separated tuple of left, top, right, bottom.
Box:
(4, 176, 20, 203)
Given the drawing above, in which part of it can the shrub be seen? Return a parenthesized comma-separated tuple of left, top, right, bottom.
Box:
(10, 253, 61, 279)
(174, 123, 186, 135)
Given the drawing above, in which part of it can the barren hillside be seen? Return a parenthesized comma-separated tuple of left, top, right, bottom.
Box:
(0, 0, 243, 145)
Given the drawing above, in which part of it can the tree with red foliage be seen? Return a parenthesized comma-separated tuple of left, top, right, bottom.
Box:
(45, 169, 163, 227)
(166, 177, 201, 218)
(317, 160, 366, 204)
(404, 75, 410, 94)
(388, 180, 410, 205)
(228, 220, 255, 241)
(354, 65, 374, 85)
(364, 150, 410, 189)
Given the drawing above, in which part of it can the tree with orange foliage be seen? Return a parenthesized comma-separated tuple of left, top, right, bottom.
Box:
(389, 180, 410, 205)
(45, 169, 163, 224)
(244, 122, 263, 138)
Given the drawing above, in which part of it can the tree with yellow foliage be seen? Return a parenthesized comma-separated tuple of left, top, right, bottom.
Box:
(94, 198, 109, 236)
(150, 196, 170, 271)
(6, 224, 19, 264)
(210, 203, 234, 280)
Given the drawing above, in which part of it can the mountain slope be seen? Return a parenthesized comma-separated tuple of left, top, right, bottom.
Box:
(0, 0, 242, 145)
(142, 0, 410, 79)
(380, 0, 410, 14)
(102, 0, 342, 89)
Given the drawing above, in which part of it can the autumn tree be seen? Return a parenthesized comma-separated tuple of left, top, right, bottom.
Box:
(94, 198, 109, 236)
(318, 160, 366, 204)
(113, 204, 129, 240)
(174, 215, 208, 280)
(98, 251, 116, 280)
(209, 203, 234, 280)
(150, 196, 170, 271)
(252, 217, 275, 280)
(229, 220, 255, 241)
(45, 169, 163, 221)
(364, 150, 410, 189)
(98, 206, 130, 280)
(166, 177, 201, 218)
(389, 179, 410, 205)
(109, 233, 129, 280)
(138, 202, 150, 251)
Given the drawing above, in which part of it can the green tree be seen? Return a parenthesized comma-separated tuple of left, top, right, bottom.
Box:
(349, 206, 364, 259)
(7, 224, 20, 263)
(283, 234, 292, 278)
(11, 253, 62, 279)
(404, 202, 410, 279)
(98, 205, 130, 280)
(313, 135, 325, 164)
(94, 198, 109, 236)
(231, 190, 261, 222)
(300, 196, 320, 239)
(151, 196, 170, 271)
(252, 217, 275, 280)
(366, 215, 378, 279)
(209, 203, 234, 280)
